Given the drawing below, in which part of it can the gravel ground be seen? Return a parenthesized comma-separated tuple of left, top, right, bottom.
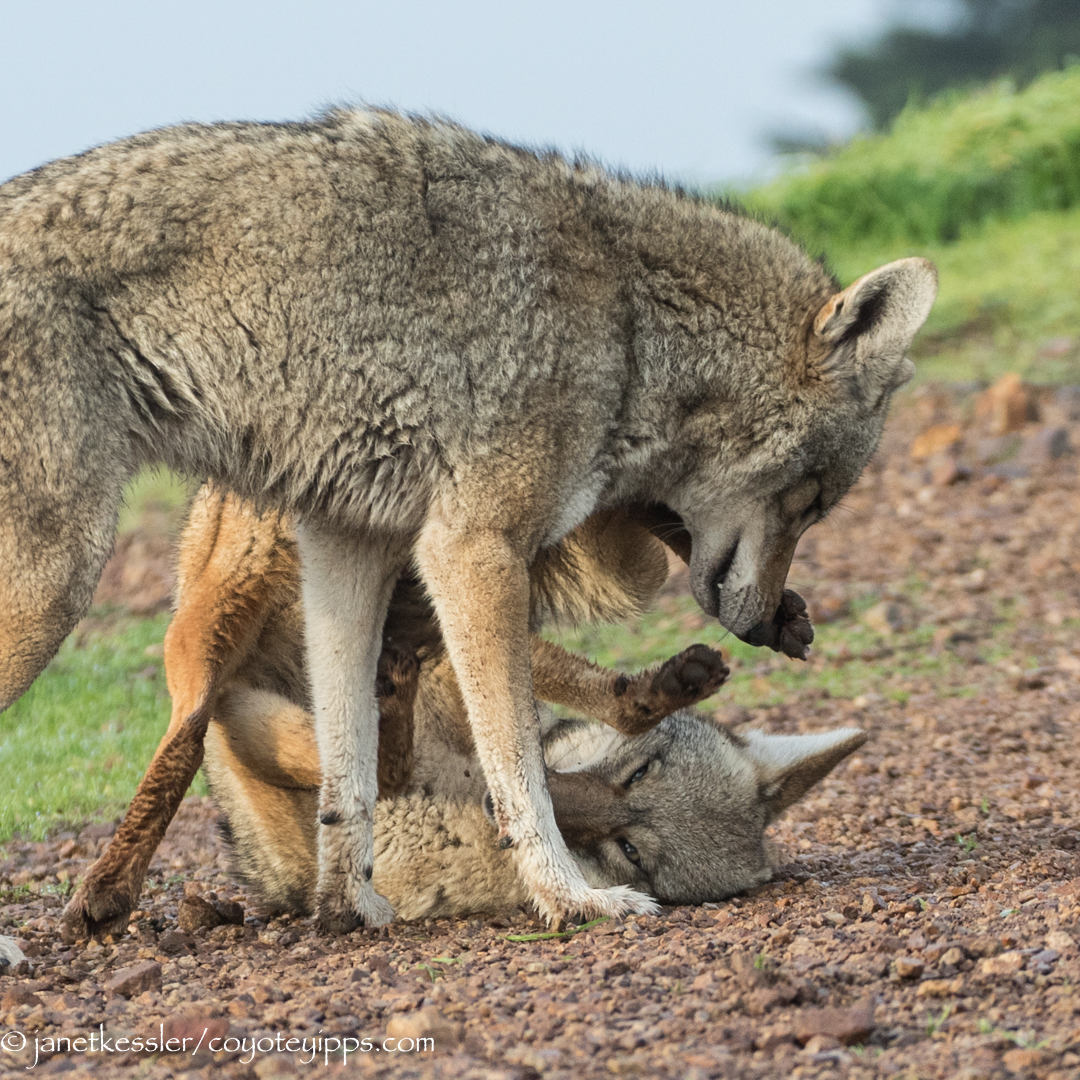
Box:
(4, 381, 1080, 1080)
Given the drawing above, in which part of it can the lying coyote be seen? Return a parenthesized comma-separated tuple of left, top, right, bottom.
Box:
(70, 485, 861, 924)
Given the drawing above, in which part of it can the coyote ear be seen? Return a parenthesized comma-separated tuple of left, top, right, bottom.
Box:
(544, 719, 625, 773)
(744, 727, 868, 823)
(812, 257, 937, 402)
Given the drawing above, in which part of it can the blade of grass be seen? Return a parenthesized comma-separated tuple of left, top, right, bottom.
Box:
(504, 916, 610, 942)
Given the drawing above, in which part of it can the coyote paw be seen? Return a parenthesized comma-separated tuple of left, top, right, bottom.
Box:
(614, 644, 729, 735)
(651, 643, 729, 702)
(777, 589, 814, 660)
(743, 588, 815, 660)
(316, 888, 394, 934)
(316, 816, 394, 934)
(62, 880, 137, 943)
(534, 885, 660, 926)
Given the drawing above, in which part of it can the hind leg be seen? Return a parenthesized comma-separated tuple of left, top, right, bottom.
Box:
(63, 486, 296, 939)
(296, 521, 405, 933)
(62, 705, 210, 941)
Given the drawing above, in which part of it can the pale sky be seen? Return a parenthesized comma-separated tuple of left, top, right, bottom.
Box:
(0, 0, 941, 188)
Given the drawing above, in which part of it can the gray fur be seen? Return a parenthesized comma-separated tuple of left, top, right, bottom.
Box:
(0, 108, 936, 924)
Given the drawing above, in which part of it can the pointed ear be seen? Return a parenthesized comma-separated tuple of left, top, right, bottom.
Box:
(811, 257, 937, 402)
(544, 719, 625, 773)
(743, 727, 868, 822)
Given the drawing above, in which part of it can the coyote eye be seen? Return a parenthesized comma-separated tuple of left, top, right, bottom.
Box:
(618, 838, 642, 867)
(623, 763, 649, 787)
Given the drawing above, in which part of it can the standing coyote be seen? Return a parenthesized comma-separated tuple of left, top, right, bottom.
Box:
(0, 108, 936, 928)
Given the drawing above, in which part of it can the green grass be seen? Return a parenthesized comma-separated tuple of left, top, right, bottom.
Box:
(545, 590, 1005, 713)
(0, 612, 203, 842)
(747, 66, 1080, 251)
(732, 66, 1080, 381)
(116, 467, 194, 534)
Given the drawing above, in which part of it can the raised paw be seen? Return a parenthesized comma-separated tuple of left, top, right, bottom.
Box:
(612, 644, 729, 735)
(777, 589, 814, 660)
(742, 588, 815, 660)
(651, 644, 729, 702)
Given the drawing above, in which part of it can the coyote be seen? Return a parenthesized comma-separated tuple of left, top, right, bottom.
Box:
(206, 681, 866, 921)
(63, 484, 735, 935)
(0, 109, 935, 928)
(87, 485, 862, 923)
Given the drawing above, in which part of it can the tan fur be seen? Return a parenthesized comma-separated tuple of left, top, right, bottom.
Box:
(63, 485, 727, 936)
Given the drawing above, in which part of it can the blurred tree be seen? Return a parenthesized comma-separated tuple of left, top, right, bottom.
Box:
(828, 0, 1080, 129)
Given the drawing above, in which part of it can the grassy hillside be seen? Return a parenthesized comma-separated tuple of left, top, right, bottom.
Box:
(741, 67, 1080, 382)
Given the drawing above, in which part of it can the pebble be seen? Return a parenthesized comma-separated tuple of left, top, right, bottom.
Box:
(978, 950, 1026, 977)
(177, 895, 223, 934)
(915, 977, 964, 998)
(792, 999, 874, 1046)
(384, 1006, 461, 1046)
(1046, 930, 1075, 951)
(894, 956, 924, 980)
(106, 960, 163, 998)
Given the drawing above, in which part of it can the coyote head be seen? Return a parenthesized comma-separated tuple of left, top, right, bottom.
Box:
(640, 255, 937, 646)
(543, 712, 866, 903)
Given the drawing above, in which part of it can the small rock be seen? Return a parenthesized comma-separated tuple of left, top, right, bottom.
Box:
(793, 999, 874, 1046)
(1019, 425, 1070, 465)
(894, 956, 924, 980)
(916, 978, 964, 998)
(384, 1007, 461, 1046)
(1046, 930, 1075, 951)
(1002, 1048, 1048, 1073)
(212, 899, 245, 925)
(106, 960, 162, 998)
(1030, 949, 1059, 966)
(177, 896, 223, 935)
(803, 1034, 842, 1054)
(911, 424, 962, 460)
(861, 891, 886, 916)
(1, 988, 41, 1011)
(975, 373, 1035, 435)
(822, 911, 847, 927)
(978, 950, 1026, 977)
(941, 947, 965, 967)
(157, 931, 197, 956)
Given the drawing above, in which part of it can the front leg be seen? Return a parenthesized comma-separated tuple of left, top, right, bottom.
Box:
(530, 637, 728, 736)
(296, 521, 404, 933)
(416, 516, 658, 925)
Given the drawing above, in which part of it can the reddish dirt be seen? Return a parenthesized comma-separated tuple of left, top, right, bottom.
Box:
(4, 380, 1080, 1079)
